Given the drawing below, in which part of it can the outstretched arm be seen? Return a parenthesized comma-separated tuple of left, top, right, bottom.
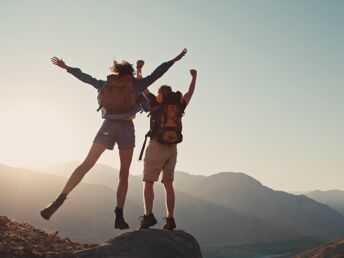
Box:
(136, 48, 187, 92)
(184, 69, 197, 104)
(51, 56, 105, 90)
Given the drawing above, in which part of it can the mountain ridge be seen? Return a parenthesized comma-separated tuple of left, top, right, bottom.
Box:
(1, 162, 344, 255)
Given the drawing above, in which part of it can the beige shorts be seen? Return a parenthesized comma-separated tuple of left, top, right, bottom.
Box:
(143, 140, 177, 182)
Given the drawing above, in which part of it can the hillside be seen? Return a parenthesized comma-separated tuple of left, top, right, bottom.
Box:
(0, 216, 96, 257)
(190, 172, 344, 239)
(292, 239, 344, 258)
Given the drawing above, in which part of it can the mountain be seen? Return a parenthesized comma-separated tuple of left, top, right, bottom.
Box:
(0, 164, 291, 246)
(28, 162, 206, 194)
(0, 163, 135, 243)
(1, 163, 344, 256)
(306, 190, 344, 216)
(27, 161, 119, 190)
(189, 172, 344, 239)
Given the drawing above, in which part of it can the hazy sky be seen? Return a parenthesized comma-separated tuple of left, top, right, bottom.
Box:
(0, 0, 343, 191)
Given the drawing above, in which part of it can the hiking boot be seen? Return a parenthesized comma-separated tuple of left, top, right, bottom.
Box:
(114, 216, 130, 230)
(40, 193, 67, 220)
(137, 213, 157, 230)
(162, 217, 176, 230)
(114, 207, 129, 230)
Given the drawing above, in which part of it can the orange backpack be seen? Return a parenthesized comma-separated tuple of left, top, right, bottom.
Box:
(97, 75, 136, 113)
(139, 91, 185, 160)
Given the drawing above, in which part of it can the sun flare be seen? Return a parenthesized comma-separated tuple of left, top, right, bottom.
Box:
(0, 102, 79, 166)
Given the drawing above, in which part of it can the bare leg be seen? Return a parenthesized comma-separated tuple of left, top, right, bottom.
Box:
(163, 181, 175, 218)
(116, 148, 134, 208)
(137, 181, 157, 229)
(62, 143, 107, 195)
(144, 181, 154, 215)
(40, 143, 106, 220)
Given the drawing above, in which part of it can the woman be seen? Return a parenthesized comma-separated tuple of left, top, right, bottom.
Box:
(40, 49, 187, 230)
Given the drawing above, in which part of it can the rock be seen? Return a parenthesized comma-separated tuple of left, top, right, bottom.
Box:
(0, 216, 97, 258)
(0, 216, 10, 223)
(0, 216, 202, 258)
(74, 229, 203, 258)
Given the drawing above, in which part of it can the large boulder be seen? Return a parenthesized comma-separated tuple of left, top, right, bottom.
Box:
(74, 229, 203, 258)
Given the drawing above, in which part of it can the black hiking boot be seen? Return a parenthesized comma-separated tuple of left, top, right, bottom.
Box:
(162, 217, 176, 230)
(114, 207, 129, 230)
(40, 193, 67, 220)
(137, 213, 157, 230)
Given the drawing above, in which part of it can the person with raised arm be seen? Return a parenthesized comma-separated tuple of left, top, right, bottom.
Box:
(137, 66, 197, 230)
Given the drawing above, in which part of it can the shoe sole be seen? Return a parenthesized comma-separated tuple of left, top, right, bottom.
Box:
(162, 226, 176, 230)
(114, 223, 130, 230)
(115, 226, 130, 230)
(137, 220, 157, 230)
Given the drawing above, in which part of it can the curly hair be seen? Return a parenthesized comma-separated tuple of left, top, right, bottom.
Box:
(110, 60, 135, 75)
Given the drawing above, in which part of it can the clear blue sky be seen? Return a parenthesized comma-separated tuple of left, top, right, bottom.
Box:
(0, 0, 343, 191)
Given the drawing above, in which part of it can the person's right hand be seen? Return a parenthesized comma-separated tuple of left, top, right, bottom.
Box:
(173, 48, 187, 62)
(190, 69, 197, 77)
(51, 57, 68, 69)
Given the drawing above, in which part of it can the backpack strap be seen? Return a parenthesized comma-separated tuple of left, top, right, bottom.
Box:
(138, 132, 150, 161)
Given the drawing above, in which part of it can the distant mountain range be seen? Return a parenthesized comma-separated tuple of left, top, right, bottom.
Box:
(306, 190, 344, 216)
(1, 162, 344, 257)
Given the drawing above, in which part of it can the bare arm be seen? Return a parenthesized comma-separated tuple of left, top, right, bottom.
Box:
(136, 60, 151, 95)
(136, 60, 144, 79)
(184, 69, 197, 104)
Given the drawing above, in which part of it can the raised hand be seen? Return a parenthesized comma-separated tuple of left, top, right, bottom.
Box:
(136, 60, 145, 68)
(190, 69, 197, 77)
(51, 56, 68, 69)
(173, 48, 187, 62)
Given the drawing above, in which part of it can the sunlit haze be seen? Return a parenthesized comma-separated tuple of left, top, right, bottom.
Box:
(0, 0, 343, 191)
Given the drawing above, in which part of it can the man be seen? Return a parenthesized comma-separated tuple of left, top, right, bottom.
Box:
(40, 49, 187, 230)
(137, 65, 197, 230)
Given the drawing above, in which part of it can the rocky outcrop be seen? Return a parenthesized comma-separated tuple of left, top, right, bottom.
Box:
(74, 229, 203, 258)
(0, 216, 202, 258)
(292, 239, 344, 258)
(0, 216, 96, 258)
